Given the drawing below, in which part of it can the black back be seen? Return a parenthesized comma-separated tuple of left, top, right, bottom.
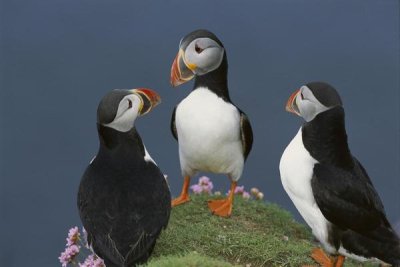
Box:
(302, 106, 353, 169)
(78, 125, 171, 267)
(303, 106, 400, 264)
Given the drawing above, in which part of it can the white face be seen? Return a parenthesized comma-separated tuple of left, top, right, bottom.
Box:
(184, 37, 224, 75)
(296, 86, 330, 122)
(104, 94, 142, 132)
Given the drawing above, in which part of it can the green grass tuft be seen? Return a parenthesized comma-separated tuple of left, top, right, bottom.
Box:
(146, 194, 376, 266)
(146, 252, 237, 267)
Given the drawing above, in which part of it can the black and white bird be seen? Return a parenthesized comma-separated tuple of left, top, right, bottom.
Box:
(280, 82, 400, 267)
(169, 29, 253, 217)
(78, 88, 171, 267)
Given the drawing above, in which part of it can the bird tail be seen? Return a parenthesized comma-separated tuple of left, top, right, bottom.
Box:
(124, 232, 158, 267)
(367, 224, 400, 266)
(342, 222, 400, 266)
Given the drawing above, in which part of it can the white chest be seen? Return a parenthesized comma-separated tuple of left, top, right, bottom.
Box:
(175, 88, 243, 178)
(280, 128, 317, 201)
(279, 128, 335, 253)
(176, 88, 239, 138)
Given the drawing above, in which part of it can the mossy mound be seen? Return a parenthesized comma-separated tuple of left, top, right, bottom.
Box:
(145, 194, 373, 266)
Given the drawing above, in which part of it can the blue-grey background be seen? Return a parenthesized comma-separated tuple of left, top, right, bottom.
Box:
(1, 0, 399, 266)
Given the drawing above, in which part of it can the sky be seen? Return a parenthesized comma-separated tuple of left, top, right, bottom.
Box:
(1, 0, 399, 266)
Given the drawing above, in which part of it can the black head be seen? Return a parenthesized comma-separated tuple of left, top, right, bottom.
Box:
(306, 82, 343, 107)
(97, 88, 161, 132)
(179, 29, 224, 50)
(286, 82, 343, 122)
(97, 90, 132, 125)
(170, 29, 226, 87)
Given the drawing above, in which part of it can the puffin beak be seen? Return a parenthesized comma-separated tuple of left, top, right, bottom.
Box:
(131, 88, 161, 116)
(286, 89, 301, 116)
(170, 49, 196, 87)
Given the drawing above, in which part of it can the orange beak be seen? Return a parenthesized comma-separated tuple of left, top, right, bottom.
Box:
(286, 89, 301, 116)
(131, 88, 161, 115)
(170, 49, 195, 87)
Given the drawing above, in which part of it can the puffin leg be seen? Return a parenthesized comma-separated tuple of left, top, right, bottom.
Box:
(334, 255, 345, 267)
(208, 180, 237, 217)
(311, 248, 335, 267)
(171, 176, 191, 207)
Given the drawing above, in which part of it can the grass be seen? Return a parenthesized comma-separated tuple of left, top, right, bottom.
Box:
(145, 194, 378, 266)
(146, 252, 237, 267)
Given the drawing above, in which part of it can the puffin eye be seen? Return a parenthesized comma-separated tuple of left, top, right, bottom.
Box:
(195, 43, 204, 54)
(127, 99, 132, 109)
(300, 92, 304, 100)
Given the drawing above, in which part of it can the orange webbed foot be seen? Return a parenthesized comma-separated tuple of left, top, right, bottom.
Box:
(208, 198, 233, 217)
(311, 248, 334, 267)
(310, 248, 345, 267)
(171, 194, 190, 207)
(171, 176, 191, 207)
(335, 255, 345, 267)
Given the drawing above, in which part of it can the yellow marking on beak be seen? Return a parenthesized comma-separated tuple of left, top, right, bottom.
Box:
(180, 48, 197, 71)
(186, 62, 197, 71)
(129, 89, 144, 114)
(138, 98, 144, 114)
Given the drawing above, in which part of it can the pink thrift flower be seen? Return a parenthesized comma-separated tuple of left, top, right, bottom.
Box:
(93, 257, 105, 267)
(202, 181, 214, 194)
(199, 176, 211, 185)
(190, 176, 214, 194)
(191, 184, 203, 194)
(66, 226, 80, 246)
(59, 244, 80, 267)
(242, 191, 251, 200)
(79, 254, 105, 267)
(234, 186, 245, 195)
(227, 185, 246, 196)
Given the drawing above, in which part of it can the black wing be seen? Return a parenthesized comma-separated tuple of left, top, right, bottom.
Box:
(170, 106, 178, 141)
(239, 111, 253, 160)
(78, 163, 171, 266)
(311, 159, 389, 234)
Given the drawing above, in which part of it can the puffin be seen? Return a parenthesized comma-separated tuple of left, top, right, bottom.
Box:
(169, 29, 253, 217)
(77, 88, 171, 267)
(279, 82, 400, 266)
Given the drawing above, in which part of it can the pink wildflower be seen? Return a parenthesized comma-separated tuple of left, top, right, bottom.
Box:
(191, 184, 203, 194)
(227, 185, 245, 196)
(199, 176, 211, 185)
(202, 182, 213, 194)
(250, 187, 259, 196)
(234, 186, 245, 195)
(242, 191, 251, 200)
(66, 226, 80, 246)
(59, 244, 80, 267)
(79, 254, 105, 267)
(256, 192, 264, 200)
(190, 176, 214, 194)
(198, 176, 214, 193)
